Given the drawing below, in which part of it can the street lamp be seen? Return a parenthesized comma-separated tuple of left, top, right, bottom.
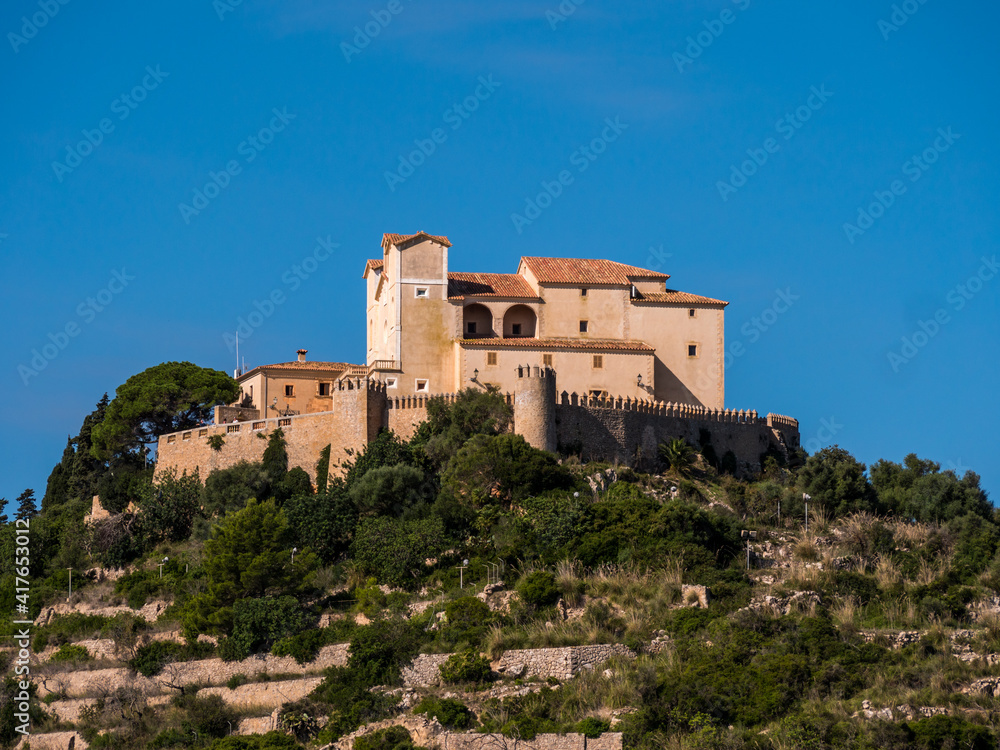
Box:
(803, 493, 811, 533)
(637, 374, 642, 387)
(159, 557, 169, 579)
(472, 368, 479, 382)
(291, 547, 298, 565)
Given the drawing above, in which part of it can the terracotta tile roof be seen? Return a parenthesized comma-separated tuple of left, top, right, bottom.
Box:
(448, 273, 539, 299)
(382, 232, 452, 250)
(238, 361, 363, 380)
(363, 258, 384, 278)
(632, 289, 729, 306)
(459, 337, 654, 352)
(520, 257, 669, 285)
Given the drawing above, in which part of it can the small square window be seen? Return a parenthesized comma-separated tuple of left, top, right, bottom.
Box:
(415, 379, 429, 392)
(688, 344, 698, 357)
(319, 382, 330, 396)
(543, 354, 553, 367)
(593, 355, 603, 369)
(689, 308, 696, 318)
(415, 287, 429, 298)
(579, 320, 589, 333)
(511, 323, 522, 335)
(467, 322, 477, 334)
(581, 288, 588, 297)
(487, 352, 498, 366)
(385, 377, 397, 388)
(285, 385, 294, 397)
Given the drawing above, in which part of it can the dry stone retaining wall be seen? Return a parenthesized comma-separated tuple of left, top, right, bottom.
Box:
(199, 677, 323, 710)
(402, 652, 453, 688)
(36, 643, 348, 698)
(496, 645, 635, 681)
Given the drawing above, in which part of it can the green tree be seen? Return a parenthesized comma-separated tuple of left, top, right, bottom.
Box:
(411, 387, 513, 466)
(91, 362, 238, 459)
(351, 517, 446, 588)
(796, 446, 879, 518)
(203, 461, 271, 516)
(342, 429, 415, 491)
(285, 486, 357, 564)
(349, 464, 428, 518)
(136, 468, 204, 544)
(441, 434, 574, 509)
(262, 428, 289, 486)
(14, 489, 37, 521)
(871, 454, 991, 523)
(182, 499, 317, 635)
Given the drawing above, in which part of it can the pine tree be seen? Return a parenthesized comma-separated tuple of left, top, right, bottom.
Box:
(15, 489, 37, 521)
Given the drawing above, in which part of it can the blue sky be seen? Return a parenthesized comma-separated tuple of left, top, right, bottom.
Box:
(1, 0, 997, 510)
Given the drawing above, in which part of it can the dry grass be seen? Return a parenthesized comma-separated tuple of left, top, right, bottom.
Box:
(874, 555, 902, 590)
(793, 538, 819, 562)
(915, 557, 944, 587)
(887, 518, 938, 547)
(831, 597, 860, 627)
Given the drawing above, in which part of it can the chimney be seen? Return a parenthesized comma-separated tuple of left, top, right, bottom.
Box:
(297, 349, 308, 363)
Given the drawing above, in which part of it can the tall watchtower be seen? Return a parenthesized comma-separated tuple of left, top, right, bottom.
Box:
(513, 365, 557, 452)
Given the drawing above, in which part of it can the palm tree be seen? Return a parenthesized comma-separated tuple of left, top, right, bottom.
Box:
(659, 438, 695, 477)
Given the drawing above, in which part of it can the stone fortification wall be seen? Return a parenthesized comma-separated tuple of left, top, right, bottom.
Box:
(554, 392, 799, 476)
(156, 378, 387, 482)
(155, 368, 797, 482)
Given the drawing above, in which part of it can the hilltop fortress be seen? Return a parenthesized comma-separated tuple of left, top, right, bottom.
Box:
(156, 232, 798, 479)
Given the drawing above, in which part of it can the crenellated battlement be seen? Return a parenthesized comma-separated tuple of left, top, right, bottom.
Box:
(157, 369, 797, 482)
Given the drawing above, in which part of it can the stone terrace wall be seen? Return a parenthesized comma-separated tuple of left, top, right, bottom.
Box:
(438, 733, 622, 750)
(496, 644, 635, 682)
(36, 643, 349, 698)
(554, 394, 799, 476)
(402, 652, 453, 688)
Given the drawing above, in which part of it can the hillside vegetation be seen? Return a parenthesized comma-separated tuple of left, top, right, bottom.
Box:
(1, 375, 998, 750)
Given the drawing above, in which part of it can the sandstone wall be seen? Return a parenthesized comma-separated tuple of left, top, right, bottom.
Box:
(429, 732, 622, 750)
(199, 677, 323, 710)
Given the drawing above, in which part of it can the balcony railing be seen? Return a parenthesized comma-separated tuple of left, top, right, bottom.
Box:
(369, 359, 402, 372)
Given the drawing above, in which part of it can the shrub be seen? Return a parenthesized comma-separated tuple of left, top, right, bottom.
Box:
(439, 650, 492, 684)
(354, 725, 422, 750)
(50, 644, 90, 662)
(226, 673, 248, 690)
(518, 571, 560, 608)
(218, 595, 317, 662)
(129, 640, 187, 676)
(414, 696, 475, 729)
(204, 732, 301, 750)
(272, 627, 333, 665)
(576, 717, 611, 738)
